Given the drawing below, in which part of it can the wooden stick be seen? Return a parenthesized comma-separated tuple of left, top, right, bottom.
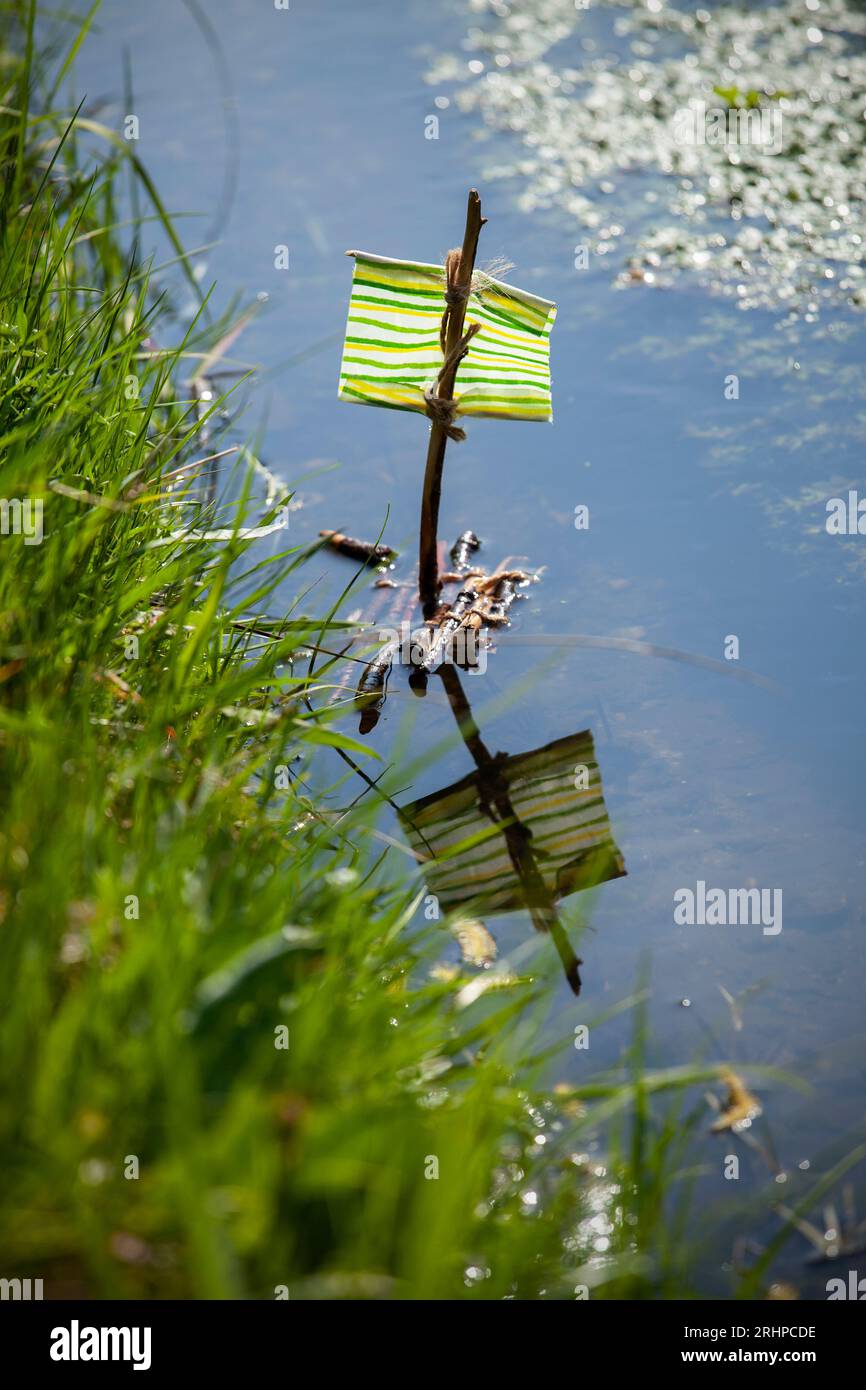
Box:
(418, 190, 486, 619)
(318, 530, 396, 565)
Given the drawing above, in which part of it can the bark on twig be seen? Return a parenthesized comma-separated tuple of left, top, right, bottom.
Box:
(319, 530, 396, 565)
(418, 190, 487, 619)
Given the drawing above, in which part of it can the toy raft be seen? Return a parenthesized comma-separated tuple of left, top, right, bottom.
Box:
(332, 191, 628, 990)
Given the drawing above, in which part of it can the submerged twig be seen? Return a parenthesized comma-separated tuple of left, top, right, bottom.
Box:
(354, 638, 397, 734)
(450, 529, 480, 572)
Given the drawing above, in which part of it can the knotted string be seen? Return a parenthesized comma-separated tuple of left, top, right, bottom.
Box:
(425, 246, 481, 440)
(424, 321, 481, 441)
(439, 248, 468, 355)
(438, 251, 514, 353)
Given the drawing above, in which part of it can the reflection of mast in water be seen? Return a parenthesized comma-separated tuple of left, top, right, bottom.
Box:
(400, 665, 626, 995)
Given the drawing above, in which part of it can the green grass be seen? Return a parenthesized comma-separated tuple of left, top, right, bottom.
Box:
(0, 1, 847, 1301)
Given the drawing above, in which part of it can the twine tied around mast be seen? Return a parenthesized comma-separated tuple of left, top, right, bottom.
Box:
(439, 248, 469, 353)
(438, 250, 514, 352)
(424, 322, 481, 442)
(425, 247, 481, 441)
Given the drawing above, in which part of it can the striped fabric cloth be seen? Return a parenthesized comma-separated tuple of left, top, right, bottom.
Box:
(400, 731, 625, 915)
(339, 251, 556, 423)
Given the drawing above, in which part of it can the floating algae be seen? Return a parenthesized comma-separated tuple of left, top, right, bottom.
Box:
(429, 0, 866, 316)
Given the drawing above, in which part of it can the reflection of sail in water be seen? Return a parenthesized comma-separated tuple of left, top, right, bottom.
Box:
(401, 730, 625, 913)
(399, 666, 626, 995)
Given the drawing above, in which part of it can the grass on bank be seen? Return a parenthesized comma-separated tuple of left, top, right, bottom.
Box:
(0, 1, 850, 1300)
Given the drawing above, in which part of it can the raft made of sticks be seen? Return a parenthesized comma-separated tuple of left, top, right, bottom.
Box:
(416, 568, 530, 674)
(354, 637, 397, 734)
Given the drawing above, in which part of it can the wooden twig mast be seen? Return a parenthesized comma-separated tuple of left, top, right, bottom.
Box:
(418, 190, 487, 619)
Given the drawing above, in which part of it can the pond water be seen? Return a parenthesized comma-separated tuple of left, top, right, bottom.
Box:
(74, 0, 866, 1295)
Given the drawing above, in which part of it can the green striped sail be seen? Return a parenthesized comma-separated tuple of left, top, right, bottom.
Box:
(339, 251, 556, 423)
(400, 731, 625, 915)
